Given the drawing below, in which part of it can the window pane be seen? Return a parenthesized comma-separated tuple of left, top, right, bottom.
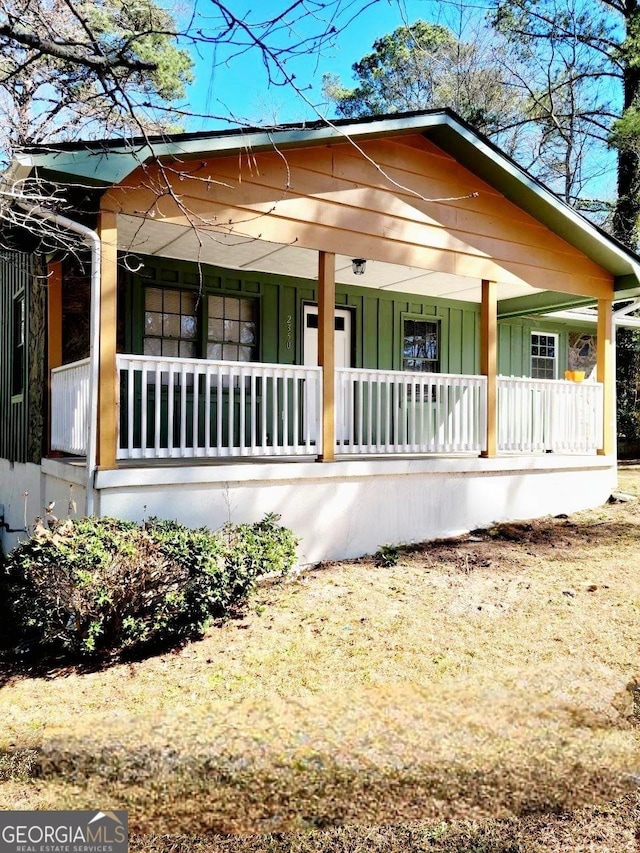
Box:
(164, 290, 180, 313)
(207, 343, 223, 359)
(224, 320, 240, 342)
(240, 300, 255, 321)
(240, 321, 256, 345)
(181, 292, 197, 315)
(144, 337, 162, 356)
(208, 318, 225, 340)
(208, 295, 225, 318)
(223, 344, 238, 360)
(163, 314, 180, 338)
(225, 297, 240, 320)
(163, 339, 179, 357)
(179, 340, 196, 358)
(145, 311, 162, 335)
(145, 288, 163, 311)
(181, 315, 197, 339)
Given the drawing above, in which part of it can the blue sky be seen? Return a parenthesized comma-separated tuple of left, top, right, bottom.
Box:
(175, 0, 618, 204)
(181, 0, 481, 129)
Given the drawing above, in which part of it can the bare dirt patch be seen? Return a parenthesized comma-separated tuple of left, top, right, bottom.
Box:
(1, 467, 640, 850)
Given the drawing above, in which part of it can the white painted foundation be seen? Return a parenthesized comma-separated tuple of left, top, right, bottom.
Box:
(0, 458, 86, 553)
(90, 455, 617, 563)
(1, 455, 617, 562)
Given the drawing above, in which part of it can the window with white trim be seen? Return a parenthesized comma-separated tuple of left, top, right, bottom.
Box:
(530, 331, 558, 379)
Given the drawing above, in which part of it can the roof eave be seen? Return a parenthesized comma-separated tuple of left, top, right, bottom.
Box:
(8, 109, 640, 294)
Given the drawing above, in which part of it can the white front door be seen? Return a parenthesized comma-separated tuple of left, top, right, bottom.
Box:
(303, 306, 352, 443)
(303, 306, 352, 368)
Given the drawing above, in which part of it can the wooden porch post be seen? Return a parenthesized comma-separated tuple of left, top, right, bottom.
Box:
(46, 260, 63, 455)
(480, 279, 498, 458)
(97, 207, 118, 469)
(318, 251, 335, 461)
(597, 297, 615, 456)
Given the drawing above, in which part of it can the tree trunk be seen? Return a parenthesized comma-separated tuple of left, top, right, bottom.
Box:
(612, 0, 640, 249)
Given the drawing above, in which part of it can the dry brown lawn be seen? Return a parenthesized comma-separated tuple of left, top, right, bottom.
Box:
(1, 467, 640, 851)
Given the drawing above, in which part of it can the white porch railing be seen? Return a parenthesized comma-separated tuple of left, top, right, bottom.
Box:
(335, 368, 487, 454)
(498, 376, 603, 453)
(50, 358, 91, 455)
(116, 355, 322, 460)
(50, 359, 605, 461)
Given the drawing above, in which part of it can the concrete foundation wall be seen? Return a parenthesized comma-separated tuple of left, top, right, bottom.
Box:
(2, 455, 617, 562)
(0, 458, 86, 553)
(90, 456, 617, 564)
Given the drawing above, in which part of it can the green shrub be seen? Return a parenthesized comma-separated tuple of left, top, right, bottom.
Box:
(227, 512, 300, 581)
(4, 514, 297, 660)
(375, 543, 402, 567)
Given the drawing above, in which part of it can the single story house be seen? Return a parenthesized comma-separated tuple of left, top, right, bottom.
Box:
(1, 109, 639, 563)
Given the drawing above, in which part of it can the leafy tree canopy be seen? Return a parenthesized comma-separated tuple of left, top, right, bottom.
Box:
(0, 0, 194, 155)
(323, 20, 525, 140)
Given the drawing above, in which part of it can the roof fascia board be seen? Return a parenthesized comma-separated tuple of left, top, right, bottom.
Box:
(429, 116, 640, 287)
(498, 292, 596, 319)
(26, 113, 451, 187)
(0, 154, 35, 191)
(14, 109, 640, 293)
(547, 308, 640, 329)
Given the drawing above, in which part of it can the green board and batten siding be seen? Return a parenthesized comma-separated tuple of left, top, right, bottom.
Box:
(125, 255, 580, 377)
(0, 252, 30, 463)
(0, 251, 592, 469)
(124, 256, 483, 374)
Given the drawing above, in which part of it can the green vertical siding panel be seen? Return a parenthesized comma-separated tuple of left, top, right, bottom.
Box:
(344, 294, 363, 367)
(0, 251, 30, 463)
(439, 308, 450, 373)
(448, 308, 463, 374)
(279, 286, 296, 365)
(378, 299, 395, 369)
(499, 323, 525, 376)
(260, 283, 279, 363)
(362, 296, 380, 368)
(498, 324, 512, 375)
(461, 309, 477, 373)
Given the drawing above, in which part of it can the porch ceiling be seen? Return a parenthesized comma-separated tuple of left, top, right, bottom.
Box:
(117, 214, 541, 304)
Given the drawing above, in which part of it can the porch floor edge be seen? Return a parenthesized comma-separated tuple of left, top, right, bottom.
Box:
(80, 453, 616, 490)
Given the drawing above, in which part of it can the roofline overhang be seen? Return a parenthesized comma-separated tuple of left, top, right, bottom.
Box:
(7, 109, 640, 295)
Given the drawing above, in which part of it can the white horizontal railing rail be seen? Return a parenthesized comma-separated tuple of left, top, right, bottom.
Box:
(498, 376, 603, 453)
(335, 368, 487, 455)
(116, 355, 322, 460)
(50, 358, 91, 455)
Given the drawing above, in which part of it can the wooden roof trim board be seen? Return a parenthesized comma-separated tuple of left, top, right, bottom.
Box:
(10, 108, 640, 297)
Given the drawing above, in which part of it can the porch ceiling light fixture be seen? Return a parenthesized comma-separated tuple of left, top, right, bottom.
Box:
(352, 258, 367, 275)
